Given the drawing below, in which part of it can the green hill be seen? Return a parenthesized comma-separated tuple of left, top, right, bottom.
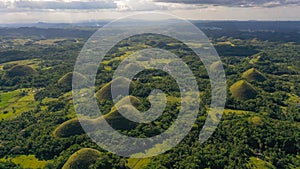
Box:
(99, 95, 141, 130)
(53, 118, 85, 138)
(54, 96, 141, 137)
(95, 77, 133, 101)
(210, 61, 226, 71)
(62, 148, 102, 169)
(114, 95, 141, 109)
(58, 72, 87, 89)
(242, 68, 266, 82)
(103, 104, 139, 130)
(230, 80, 258, 100)
(250, 52, 268, 64)
(2, 65, 37, 79)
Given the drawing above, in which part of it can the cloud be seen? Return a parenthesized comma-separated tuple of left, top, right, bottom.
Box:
(115, 0, 167, 11)
(13, 0, 117, 10)
(154, 0, 300, 7)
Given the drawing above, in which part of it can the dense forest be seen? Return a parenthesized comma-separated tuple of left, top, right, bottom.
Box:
(0, 21, 299, 169)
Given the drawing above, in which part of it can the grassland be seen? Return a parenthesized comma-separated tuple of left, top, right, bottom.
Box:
(0, 88, 37, 120)
(0, 59, 42, 69)
(247, 157, 276, 169)
(0, 155, 50, 169)
(127, 158, 151, 169)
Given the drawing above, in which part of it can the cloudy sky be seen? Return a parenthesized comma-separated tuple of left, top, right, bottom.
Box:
(0, 0, 299, 23)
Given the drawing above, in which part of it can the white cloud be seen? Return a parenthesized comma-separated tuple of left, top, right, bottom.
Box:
(154, 0, 300, 8)
(115, 0, 166, 11)
(7, 0, 117, 10)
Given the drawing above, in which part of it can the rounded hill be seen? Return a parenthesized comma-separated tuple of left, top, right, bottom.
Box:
(2, 65, 37, 79)
(242, 68, 266, 82)
(58, 72, 87, 89)
(53, 118, 85, 138)
(53, 96, 141, 137)
(62, 148, 102, 169)
(95, 77, 134, 101)
(210, 61, 226, 71)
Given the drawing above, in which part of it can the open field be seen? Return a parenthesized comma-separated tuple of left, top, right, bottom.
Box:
(0, 88, 37, 120)
(0, 155, 50, 169)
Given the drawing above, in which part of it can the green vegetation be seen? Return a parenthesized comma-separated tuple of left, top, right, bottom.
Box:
(0, 24, 299, 169)
(230, 80, 258, 100)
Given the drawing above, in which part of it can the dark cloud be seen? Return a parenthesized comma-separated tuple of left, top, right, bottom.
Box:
(14, 0, 117, 10)
(154, 0, 300, 7)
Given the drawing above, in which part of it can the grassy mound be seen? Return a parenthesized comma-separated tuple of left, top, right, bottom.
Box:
(58, 72, 87, 89)
(242, 68, 266, 82)
(250, 52, 267, 64)
(103, 104, 139, 130)
(2, 65, 36, 79)
(230, 80, 258, 100)
(53, 118, 85, 138)
(54, 96, 141, 137)
(210, 61, 226, 71)
(62, 148, 101, 169)
(123, 63, 143, 73)
(114, 95, 141, 109)
(95, 77, 133, 101)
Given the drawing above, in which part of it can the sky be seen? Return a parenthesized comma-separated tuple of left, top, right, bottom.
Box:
(0, 0, 299, 23)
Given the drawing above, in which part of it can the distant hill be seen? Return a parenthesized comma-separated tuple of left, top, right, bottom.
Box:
(2, 65, 37, 79)
(230, 80, 258, 100)
(242, 68, 266, 82)
(62, 148, 102, 169)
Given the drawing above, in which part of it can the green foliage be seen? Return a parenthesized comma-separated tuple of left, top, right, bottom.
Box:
(0, 26, 299, 169)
